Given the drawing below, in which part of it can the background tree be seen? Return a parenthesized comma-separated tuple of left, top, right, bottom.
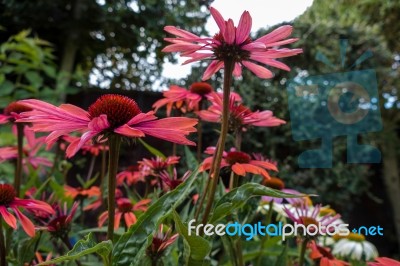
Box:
(0, 0, 214, 98)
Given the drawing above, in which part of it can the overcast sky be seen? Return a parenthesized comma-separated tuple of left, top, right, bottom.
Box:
(162, 0, 314, 80)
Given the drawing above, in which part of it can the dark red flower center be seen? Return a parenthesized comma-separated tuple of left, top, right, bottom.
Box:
(0, 184, 16, 205)
(225, 151, 251, 165)
(88, 94, 142, 129)
(117, 201, 133, 213)
(263, 177, 285, 190)
(213, 33, 252, 62)
(47, 215, 71, 239)
(189, 82, 213, 96)
(4, 102, 32, 115)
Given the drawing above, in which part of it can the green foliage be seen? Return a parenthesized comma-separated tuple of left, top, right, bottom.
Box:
(37, 233, 112, 265)
(112, 166, 199, 265)
(173, 210, 211, 266)
(0, 0, 214, 91)
(0, 30, 59, 107)
(210, 183, 304, 224)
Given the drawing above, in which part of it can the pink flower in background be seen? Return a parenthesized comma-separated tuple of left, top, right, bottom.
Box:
(261, 177, 303, 205)
(0, 184, 54, 237)
(139, 156, 180, 176)
(98, 198, 151, 229)
(0, 101, 32, 124)
(117, 165, 145, 186)
(198, 92, 285, 131)
(369, 257, 400, 266)
(284, 203, 341, 236)
(147, 225, 179, 257)
(63, 135, 108, 156)
(17, 94, 198, 157)
(153, 83, 213, 116)
(200, 147, 278, 179)
(43, 202, 79, 239)
(0, 127, 52, 171)
(64, 185, 101, 200)
(159, 168, 190, 190)
(163, 7, 302, 80)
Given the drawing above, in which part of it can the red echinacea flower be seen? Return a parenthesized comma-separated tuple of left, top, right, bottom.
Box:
(309, 241, 349, 266)
(139, 156, 180, 176)
(159, 168, 190, 190)
(368, 257, 400, 266)
(43, 202, 79, 240)
(0, 183, 54, 237)
(198, 92, 285, 131)
(163, 7, 302, 80)
(200, 147, 278, 179)
(98, 198, 151, 229)
(17, 94, 197, 157)
(147, 224, 179, 258)
(153, 83, 213, 116)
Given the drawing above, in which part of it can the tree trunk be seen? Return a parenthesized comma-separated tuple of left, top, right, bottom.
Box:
(57, 0, 83, 102)
(381, 140, 400, 252)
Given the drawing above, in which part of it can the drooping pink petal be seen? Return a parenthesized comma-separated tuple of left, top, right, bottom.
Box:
(232, 163, 246, 176)
(98, 211, 108, 227)
(210, 7, 226, 33)
(114, 124, 145, 138)
(164, 26, 200, 39)
(249, 56, 291, 71)
(126, 111, 157, 126)
(12, 207, 36, 237)
(124, 212, 137, 228)
(236, 11, 252, 45)
(233, 63, 242, 77)
(250, 160, 278, 172)
(255, 25, 293, 44)
(202, 60, 224, 81)
(242, 61, 274, 79)
(114, 212, 122, 229)
(0, 206, 17, 229)
(134, 117, 198, 146)
(66, 130, 99, 158)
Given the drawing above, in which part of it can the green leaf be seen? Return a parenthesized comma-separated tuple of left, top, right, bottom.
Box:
(0, 80, 14, 96)
(184, 146, 198, 169)
(38, 233, 112, 265)
(173, 210, 211, 266)
(112, 167, 199, 265)
(25, 71, 43, 89)
(210, 183, 305, 224)
(275, 243, 287, 266)
(138, 138, 166, 159)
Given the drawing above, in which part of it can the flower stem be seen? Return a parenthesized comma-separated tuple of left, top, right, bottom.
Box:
(298, 238, 309, 266)
(0, 218, 7, 266)
(201, 59, 234, 225)
(256, 201, 274, 266)
(107, 135, 121, 242)
(196, 99, 205, 161)
(14, 123, 24, 197)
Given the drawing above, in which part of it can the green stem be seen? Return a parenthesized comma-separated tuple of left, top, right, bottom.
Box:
(298, 239, 309, 266)
(197, 119, 203, 162)
(15, 124, 24, 197)
(107, 135, 121, 242)
(201, 59, 234, 225)
(0, 218, 7, 266)
(256, 201, 274, 266)
(86, 155, 96, 181)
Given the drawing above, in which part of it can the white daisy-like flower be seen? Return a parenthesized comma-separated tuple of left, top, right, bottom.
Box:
(333, 233, 378, 261)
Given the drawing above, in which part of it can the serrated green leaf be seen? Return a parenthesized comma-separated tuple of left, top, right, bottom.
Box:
(173, 210, 211, 266)
(138, 138, 166, 159)
(112, 167, 199, 266)
(210, 183, 305, 224)
(38, 233, 112, 265)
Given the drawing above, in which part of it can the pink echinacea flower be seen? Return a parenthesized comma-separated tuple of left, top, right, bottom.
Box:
(17, 94, 198, 157)
(0, 183, 54, 237)
(162, 7, 302, 80)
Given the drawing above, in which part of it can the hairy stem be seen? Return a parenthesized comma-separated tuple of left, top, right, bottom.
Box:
(298, 238, 309, 266)
(0, 218, 7, 266)
(14, 124, 24, 197)
(201, 59, 234, 225)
